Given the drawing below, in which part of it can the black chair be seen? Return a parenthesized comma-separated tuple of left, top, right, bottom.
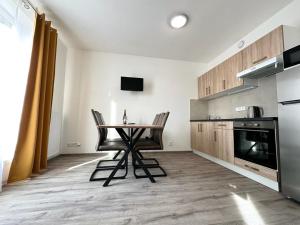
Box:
(89, 109, 128, 181)
(133, 112, 170, 178)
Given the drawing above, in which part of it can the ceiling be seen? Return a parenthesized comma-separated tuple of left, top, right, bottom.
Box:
(39, 0, 293, 62)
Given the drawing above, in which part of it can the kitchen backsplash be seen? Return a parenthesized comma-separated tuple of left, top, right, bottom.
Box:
(191, 75, 278, 119)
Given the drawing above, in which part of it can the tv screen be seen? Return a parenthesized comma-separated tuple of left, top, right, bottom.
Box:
(121, 76, 143, 91)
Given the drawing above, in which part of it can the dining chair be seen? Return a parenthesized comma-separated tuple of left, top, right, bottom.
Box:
(90, 109, 128, 181)
(133, 112, 170, 178)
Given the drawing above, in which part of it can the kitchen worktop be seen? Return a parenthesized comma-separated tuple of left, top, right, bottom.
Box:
(190, 117, 278, 122)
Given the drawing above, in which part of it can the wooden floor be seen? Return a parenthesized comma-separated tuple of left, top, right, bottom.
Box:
(1, 152, 300, 225)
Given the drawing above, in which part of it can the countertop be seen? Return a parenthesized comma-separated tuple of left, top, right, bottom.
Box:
(190, 117, 278, 122)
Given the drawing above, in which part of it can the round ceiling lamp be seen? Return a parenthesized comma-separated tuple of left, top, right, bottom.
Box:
(169, 14, 188, 29)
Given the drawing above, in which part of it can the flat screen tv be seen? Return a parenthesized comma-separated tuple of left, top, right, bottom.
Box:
(121, 76, 143, 91)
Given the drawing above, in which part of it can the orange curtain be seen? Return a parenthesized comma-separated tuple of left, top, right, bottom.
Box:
(8, 14, 57, 182)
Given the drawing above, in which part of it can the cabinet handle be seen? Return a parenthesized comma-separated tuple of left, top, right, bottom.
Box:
(209, 86, 211, 95)
(218, 124, 226, 127)
(245, 164, 260, 172)
(214, 131, 217, 142)
(253, 56, 267, 65)
(198, 124, 200, 132)
(200, 124, 203, 132)
(223, 80, 226, 90)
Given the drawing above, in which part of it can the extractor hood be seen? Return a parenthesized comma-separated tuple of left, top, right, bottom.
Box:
(237, 55, 284, 79)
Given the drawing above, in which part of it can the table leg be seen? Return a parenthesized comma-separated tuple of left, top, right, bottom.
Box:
(131, 128, 156, 183)
(103, 127, 156, 186)
(102, 128, 130, 187)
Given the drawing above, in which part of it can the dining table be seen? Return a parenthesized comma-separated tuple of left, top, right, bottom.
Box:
(97, 123, 163, 187)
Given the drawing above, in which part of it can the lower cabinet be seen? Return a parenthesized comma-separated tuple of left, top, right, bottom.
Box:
(191, 121, 234, 163)
(212, 122, 234, 164)
(234, 158, 277, 181)
(191, 121, 277, 181)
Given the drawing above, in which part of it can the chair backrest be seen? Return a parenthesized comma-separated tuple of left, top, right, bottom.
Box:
(153, 112, 170, 148)
(91, 109, 103, 150)
(149, 113, 160, 138)
(91, 109, 109, 150)
(98, 113, 108, 141)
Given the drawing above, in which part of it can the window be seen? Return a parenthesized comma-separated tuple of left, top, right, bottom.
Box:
(0, 0, 35, 185)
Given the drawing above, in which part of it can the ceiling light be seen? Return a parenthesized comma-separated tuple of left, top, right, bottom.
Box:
(170, 14, 188, 29)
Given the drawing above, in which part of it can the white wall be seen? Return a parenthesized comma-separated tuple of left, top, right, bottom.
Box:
(206, 0, 300, 71)
(61, 51, 205, 153)
(47, 38, 67, 158)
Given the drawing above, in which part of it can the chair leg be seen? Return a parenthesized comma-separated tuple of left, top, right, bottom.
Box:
(113, 150, 122, 159)
(96, 159, 126, 169)
(134, 164, 167, 178)
(137, 151, 160, 166)
(96, 150, 125, 169)
(137, 151, 144, 159)
(90, 158, 128, 182)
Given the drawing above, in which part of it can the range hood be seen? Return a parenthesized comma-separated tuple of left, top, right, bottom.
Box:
(237, 55, 284, 79)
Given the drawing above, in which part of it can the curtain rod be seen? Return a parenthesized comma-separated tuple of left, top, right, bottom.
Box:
(23, 0, 39, 14)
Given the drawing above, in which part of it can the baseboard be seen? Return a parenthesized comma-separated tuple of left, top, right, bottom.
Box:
(60, 149, 193, 154)
(193, 150, 279, 191)
(47, 152, 60, 160)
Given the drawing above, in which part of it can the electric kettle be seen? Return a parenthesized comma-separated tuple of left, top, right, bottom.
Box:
(247, 106, 262, 118)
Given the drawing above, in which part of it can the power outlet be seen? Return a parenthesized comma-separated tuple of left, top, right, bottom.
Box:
(67, 142, 81, 148)
(235, 106, 246, 112)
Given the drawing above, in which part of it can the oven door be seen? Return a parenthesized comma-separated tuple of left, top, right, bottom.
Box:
(234, 128, 277, 170)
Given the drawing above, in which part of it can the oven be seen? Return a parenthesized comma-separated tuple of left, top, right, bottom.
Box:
(234, 120, 278, 170)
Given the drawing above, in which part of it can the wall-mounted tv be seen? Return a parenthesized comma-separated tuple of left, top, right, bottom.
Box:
(121, 76, 143, 91)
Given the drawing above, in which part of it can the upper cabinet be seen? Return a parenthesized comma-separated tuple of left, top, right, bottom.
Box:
(198, 25, 285, 100)
(242, 26, 284, 70)
(224, 52, 243, 89)
(198, 69, 215, 98)
(198, 51, 244, 98)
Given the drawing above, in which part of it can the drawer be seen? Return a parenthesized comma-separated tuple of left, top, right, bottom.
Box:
(234, 157, 277, 181)
(213, 122, 233, 130)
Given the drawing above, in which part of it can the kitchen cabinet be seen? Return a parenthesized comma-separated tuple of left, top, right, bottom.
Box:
(224, 52, 243, 89)
(191, 122, 214, 156)
(191, 121, 234, 163)
(197, 25, 284, 100)
(198, 75, 206, 98)
(191, 121, 277, 181)
(191, 122, 206, 153)
(198, 69, 216, 98)
(199, 49, 244, 98)
(235, 158, 277, 181)
(191, 122, 198, 150)
(212, 122, 234, 163)
(242, 26, 283, 70)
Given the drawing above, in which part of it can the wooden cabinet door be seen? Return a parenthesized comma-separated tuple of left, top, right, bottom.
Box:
(212, 128, 223, 158)
(205, 70, 213, 96)
(225, 52, 243, 89)
(198, 76, 205, 98)
(207, 67, 217, 96)
(243, 26, 283, 70)
(191, 122, 198, 150)
(205, 122, 215, 156)
(197, 123, 204, 152)
(214, 64, 225, 93)
(223, 128, 234, 164)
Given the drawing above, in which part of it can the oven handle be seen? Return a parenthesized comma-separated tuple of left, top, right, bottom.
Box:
(234, 128, 270, 133)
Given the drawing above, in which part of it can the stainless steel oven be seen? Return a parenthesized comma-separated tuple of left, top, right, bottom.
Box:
(234, 120, 278, 170)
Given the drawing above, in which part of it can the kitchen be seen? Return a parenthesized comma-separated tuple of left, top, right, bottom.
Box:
(191, 25, 300, 201)
(2, 1, 300, 224)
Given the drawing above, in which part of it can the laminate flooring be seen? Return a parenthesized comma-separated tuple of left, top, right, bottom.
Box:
(1, 152, 300, 225)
